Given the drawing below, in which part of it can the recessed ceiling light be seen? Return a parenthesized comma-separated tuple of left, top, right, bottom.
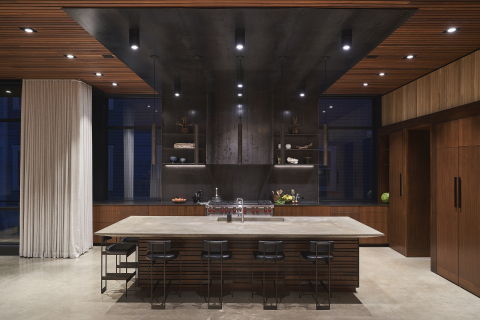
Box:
(94, 72, 103, 76)
(64, 54, 76, 59)
(444, 27, 458, 33)
(299, 93, 305, 97)
(6, 90, 11, 93)
(322, 110, 326, 113)
(175, 93, 180, 97)
(329, 105, 333, 109)
(147, 105, 151, 108)
(238, 84, 243, 88)
(238, 93, 243, 97)
(404, 55, 416, 59)
(363, 83, 369, 86)
(111, 83, 118, 86)
(238, 104, 242, 108)
(20, 27, 37, 33)
(378, 72, 386, 76)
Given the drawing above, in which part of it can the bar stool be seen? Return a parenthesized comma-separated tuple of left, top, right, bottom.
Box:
(252, 240, 285, 310)
(146, 240, 181, 309)
(119, 237, 139, 285)
(298, 241, 334, 310)
(200, 240, 233, 309)
(100, 236, 137, 298)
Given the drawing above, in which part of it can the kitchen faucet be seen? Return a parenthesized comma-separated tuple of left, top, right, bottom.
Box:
(236, 198, 244, 223)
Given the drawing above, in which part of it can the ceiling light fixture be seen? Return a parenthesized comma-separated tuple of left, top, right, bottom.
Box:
(64, 54, 76, 59)
(378, 72, 386, 76)
(111, 83, 118, 86)
(444, 27, 458, 33)
(329, 106, 333, 109)
(6, 90, 11, 93)
(129, 28, 140, 50)
(341, 29, 352, 51)
(94, 72, 103, 76)
(235, 28, 245, 50)
(363, 83, 369, 86)
(299, 79, 306, 97)
(174, 80, 181, 97)
(404, 55, 416, 59)
(237, 56, 244, 88)
(20, 27, 37, 33)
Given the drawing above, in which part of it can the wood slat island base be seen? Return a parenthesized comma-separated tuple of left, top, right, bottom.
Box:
(96, 216, 383, 293)
(135, 238, 359, 292)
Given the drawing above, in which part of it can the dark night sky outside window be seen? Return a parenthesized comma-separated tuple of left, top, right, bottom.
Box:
(319, 98, 373, 201)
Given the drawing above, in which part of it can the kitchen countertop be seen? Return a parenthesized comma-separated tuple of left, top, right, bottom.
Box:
(94, 216, 384, 239)
(93, 200, 387, 207)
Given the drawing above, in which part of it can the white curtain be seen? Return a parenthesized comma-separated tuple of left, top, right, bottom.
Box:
(20, 79, 93, 258)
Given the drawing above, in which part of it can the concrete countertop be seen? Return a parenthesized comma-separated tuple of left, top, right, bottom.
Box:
(94, 216, 384, 239)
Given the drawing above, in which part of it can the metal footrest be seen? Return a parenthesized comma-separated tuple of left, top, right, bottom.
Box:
(102, 271, 136, 282)
(117, 261, 138, 269)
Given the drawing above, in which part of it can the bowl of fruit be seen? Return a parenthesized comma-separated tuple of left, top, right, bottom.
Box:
(172, 198, 187, 203)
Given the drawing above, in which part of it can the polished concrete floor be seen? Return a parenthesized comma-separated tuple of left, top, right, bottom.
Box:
(0, 247, 479, 320)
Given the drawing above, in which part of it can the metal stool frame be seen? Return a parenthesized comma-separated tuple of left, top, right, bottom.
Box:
(252, 240, 286, 310)
(298, 241, 333, 310)
(147, 240, 182, 309)
(200, 240, 234, 309)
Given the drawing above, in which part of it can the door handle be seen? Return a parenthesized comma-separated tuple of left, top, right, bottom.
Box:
(458, 177, 461, 209)
(454, 177, 457, 208)
(400, 173, 402, 197)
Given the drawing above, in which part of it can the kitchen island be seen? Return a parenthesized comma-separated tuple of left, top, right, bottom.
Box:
(96, 216, 383, 293)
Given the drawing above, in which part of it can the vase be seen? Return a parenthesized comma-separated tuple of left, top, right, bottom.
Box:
(170, 156, 178, 163)
(180, 127, 189, 134)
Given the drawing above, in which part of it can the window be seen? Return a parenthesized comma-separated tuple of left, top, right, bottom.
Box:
(0, 97, 21, 243)
(108, 98, 161, 200)
(319, 98, 374, 201)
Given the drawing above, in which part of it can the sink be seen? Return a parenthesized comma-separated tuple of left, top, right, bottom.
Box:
(217, 217, 284, 222)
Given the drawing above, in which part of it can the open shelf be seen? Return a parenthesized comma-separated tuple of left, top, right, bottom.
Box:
(275, 149, 317, 151)
(163, 133, 206, 136)
(162, 148, 205, 150)
(274, 134, 318, 136)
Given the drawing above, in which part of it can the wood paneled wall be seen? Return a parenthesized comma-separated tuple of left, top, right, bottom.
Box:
(382, 49, 480, 126)
(93, 205, 388, 245)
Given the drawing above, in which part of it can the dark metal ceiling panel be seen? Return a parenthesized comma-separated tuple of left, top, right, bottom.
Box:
(65, 8, 415, 97)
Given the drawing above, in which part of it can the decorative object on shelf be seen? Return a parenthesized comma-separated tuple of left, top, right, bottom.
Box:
(287, 157, 298, 164)
(289, 116, 301, 134)
(174, 143, 195, 149)
(285, 144, 291, 149)
(169, 156, 178, 163)
(277, 156, 281, 164)
(381, 192, 389, 204)
(296, 143, 313, 149)
(180, 158, 186, 163)
(176, 117, 195, 134)
(303, 156, 312, 164)
(277, 144, 281, 149)
(291, 189, 295, 197)
(272, 189, 283, 202)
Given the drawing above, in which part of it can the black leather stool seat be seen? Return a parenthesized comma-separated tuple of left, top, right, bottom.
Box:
(201, 251, 233, 261)
(121, 237, 139, 243)
(253, 251, 285, 261)
(105, 243, 136, 256)
(146, 251, 179, 262)
(300, 252, 334, 263)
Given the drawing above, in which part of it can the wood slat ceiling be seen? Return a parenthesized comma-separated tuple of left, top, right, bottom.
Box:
(1, 1, 480, 95)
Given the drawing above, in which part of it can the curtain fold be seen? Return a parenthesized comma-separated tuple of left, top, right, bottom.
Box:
(20, 79, 92, 258)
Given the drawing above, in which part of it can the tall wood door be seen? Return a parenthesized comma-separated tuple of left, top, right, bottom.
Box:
(389, 130, 405, 255)
(436, 147, 459, 284)
(458, 146, 480, 296)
